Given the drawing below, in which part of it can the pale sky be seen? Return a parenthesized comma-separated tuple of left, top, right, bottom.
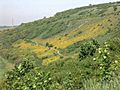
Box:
(0, 0, 119, 26)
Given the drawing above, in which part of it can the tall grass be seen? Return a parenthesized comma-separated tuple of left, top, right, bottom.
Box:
(82, 77, 120, 90)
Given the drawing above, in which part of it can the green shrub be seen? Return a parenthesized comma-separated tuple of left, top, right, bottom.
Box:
(79, 40, 99, 60)
(3, 60, 55, 90)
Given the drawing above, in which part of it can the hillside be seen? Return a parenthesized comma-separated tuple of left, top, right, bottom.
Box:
(0, 2, 120, 90)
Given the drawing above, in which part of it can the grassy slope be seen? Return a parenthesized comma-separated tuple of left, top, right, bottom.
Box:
(0, 56, 13, 79)
(0, 2, 120, 79)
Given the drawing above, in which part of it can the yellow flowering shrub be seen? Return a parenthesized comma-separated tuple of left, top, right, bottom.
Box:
(42, 56, 60, 65)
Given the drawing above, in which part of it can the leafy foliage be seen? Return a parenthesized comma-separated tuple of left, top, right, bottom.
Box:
(3, 61, 54, 90)
(79, 40, 99, 60)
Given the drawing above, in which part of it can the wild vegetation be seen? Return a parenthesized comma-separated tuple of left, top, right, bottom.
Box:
(0, 2, 120, 90)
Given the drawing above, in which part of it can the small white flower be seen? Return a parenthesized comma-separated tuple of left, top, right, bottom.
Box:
(99, 51, 101, 54)
(24, 87, 29, 90)
(35, 77, 37, 80)
(44, 80, 47, 83)
(98, 48, 102, 51)
(100, 67, 102, 69)
(100, 64, 103, 66)
(115, 60, 118, 64)
(93, 58, 96, 61)
(105, 42, 107, 44)
(105, 45, 108, 47)
(33, 84, 36, 88)
(48, 78, 51, 80)
(104, 49, 107, 53)
(107, 52, 110, 55)
(103, 56, 107, 59)
(18, 64, 22, 70)
(38, 73, 41, 75)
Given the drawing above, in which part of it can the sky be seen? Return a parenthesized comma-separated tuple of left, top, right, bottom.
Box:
(0, 0, 119, 26)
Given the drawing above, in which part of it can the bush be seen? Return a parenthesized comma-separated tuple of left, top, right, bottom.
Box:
(79, 40, 99, 60)
(3, 60, 55, 90)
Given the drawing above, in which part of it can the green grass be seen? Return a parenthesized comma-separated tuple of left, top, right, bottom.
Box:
(0, 57, 7, 79)
(82, 78, 120, 90)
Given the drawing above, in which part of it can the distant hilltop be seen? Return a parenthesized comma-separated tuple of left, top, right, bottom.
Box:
(0, 26, 17, 30)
